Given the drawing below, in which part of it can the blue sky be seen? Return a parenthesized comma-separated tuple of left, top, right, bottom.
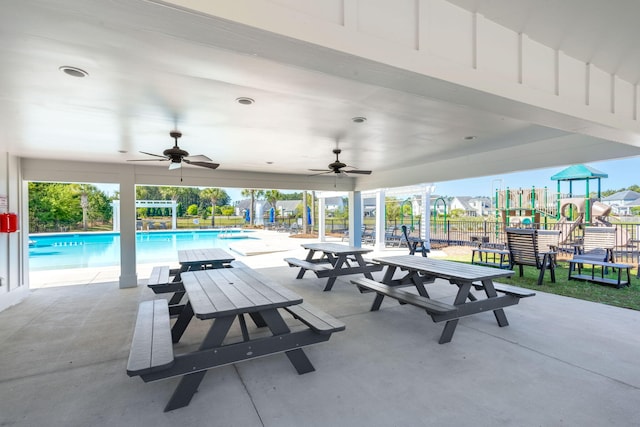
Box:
(99, 156, 639, 201)
(432, 157, 640, 198)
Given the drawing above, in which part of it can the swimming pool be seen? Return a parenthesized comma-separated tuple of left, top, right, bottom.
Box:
(28, 229, 255, 271)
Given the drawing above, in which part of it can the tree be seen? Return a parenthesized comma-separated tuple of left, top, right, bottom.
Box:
(186, 204, 199, 216)
(241, 189, 265, 226)
(220, 206, 235, 217)
(385, 197, 401, 221)
(264, 189, 283, 217)
(200, 187, 228, 227)
(28, 182, 111, 231)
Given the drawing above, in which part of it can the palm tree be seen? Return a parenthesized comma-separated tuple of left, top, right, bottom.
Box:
(200, 187, 227, 227)
(241, 189, 265, 226)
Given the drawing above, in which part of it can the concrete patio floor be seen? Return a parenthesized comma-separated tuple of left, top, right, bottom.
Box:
(2, 240, 640, 426)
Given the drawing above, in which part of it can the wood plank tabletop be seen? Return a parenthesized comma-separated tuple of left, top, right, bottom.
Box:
(178, 248, 235, 265)
(373, 255, 514, 281)
(301, 242, 373, 254)
(182, 268, 303, 319)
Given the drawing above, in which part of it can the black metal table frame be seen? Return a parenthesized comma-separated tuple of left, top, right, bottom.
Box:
(373, 257, 518, 343)
(145, 269, 330, 412)
(298, 243, 382, 291)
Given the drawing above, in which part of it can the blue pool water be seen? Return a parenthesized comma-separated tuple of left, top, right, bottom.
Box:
(28, 229, 255, 271)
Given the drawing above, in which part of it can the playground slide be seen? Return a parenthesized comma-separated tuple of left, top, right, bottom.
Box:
(554, 213, 584, 244)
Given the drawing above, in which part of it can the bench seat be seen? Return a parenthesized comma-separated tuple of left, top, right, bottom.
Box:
(146, 266, 183, 294)
(471, 248, 510, 269)
(284, 257, 331, 272)
(568, 258, 631, 288)
(285, 303, 346, 335)
(127, 299, 174, 377)
(473, 282, 536, 298)
(350, 277, 457, 317)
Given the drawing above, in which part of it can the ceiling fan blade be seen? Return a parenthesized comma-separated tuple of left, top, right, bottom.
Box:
(345, 169, 372, 175)
(184, 154, 213, 162)
(308, 170, 332, 177)
(308, 168, 330, 172)
(127, 158, 169, 162)
(168, 162, 182, 170)
(184, 160, 220, 170)
(139, 151, 168, 159)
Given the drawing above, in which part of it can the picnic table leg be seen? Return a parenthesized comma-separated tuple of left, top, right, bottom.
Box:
(171, 301, 194, 343)
(168, 290, 185, 305)
(164, 315, 235, 412)
(371, 293, 386, 311)
(323, 255, 348, 291)
(410, 273, 431, 298)
(352, 254, 375, 279)
(260, 308, 315, 374)
(480, 279, 509, 327)
(439, 319, 459, 344)
(295, 267, 307, 279)
(438, 281, 476, 343)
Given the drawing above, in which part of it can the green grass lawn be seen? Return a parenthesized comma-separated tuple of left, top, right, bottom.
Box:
(444, 252, 640, 311)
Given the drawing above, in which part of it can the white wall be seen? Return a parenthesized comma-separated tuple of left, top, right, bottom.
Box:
(0, 153, 28, 311)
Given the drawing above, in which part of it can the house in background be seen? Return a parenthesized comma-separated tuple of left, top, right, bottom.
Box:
(325, 196, 346, 217)
(601, 190, 640, 215)
(446, 196, 491, 217)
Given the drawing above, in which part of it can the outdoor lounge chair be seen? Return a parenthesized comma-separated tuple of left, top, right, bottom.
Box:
(505, 228, 557, 285)
(401, 225, 429, 257)
(579, 226, 616, 263)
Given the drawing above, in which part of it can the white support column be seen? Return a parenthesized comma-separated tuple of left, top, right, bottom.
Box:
(112, 201, 120, 231)
(375, 189, 385, 250)
(171, 201, 177, 230)
(118, 171, 137, 288)
(421, 185, 434, 250)
(318, 197, 326, 242)
(348, 191, 363, 247)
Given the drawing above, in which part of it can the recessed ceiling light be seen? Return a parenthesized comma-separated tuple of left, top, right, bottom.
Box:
(118, 150, 128, 154)
(464, 136, 477, 141)
(266, 161, 274, 164)
(352, 117, 367, 123)
(59, 66, 88, 78)
(236, 97, 254, 105)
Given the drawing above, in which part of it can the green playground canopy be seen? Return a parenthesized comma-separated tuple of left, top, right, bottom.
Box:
(550, 164, 608, 222)
(550, 164, 608, 181)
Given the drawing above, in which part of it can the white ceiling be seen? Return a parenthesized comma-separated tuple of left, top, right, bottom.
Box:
(2, 0, 640, 191)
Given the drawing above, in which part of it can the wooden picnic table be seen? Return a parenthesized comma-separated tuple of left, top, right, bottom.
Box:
(285, 242, 382, 291)
(178, 248, 235, 271)
(355, 255, 533, 343)
(129, 267, 344, 411)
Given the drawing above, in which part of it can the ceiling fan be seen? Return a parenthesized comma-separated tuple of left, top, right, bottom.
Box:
(128, 131, 220, 170)
(309, 148, 372, 176)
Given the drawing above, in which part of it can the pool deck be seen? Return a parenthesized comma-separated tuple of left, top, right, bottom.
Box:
(9, 231, 640, 426)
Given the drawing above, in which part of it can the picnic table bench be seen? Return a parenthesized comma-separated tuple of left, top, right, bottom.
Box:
(178, 248, 235, 271)
(357, 255, 532, 344)
(126, 299, 174, 377)
(568, 257, 632, 288)
(471, 247, 510, 269)
(146, 266, 185, 316)
(128, 267, 345, 412)
(285, 243, 382, 291)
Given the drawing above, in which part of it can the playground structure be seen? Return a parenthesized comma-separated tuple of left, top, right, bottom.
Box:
(492, 164, 625, 245)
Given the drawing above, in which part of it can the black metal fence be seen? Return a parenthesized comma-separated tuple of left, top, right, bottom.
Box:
(428, 220, 639, 264)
